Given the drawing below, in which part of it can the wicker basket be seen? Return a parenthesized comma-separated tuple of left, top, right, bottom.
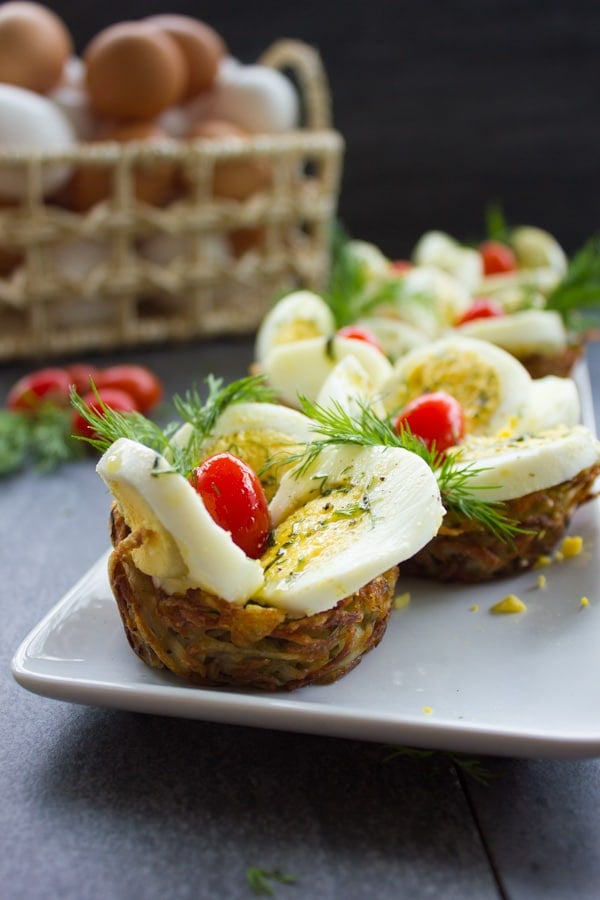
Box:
(0, 40, 344, 361)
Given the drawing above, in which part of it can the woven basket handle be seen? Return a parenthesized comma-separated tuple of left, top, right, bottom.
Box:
(258, 39, 333, 130)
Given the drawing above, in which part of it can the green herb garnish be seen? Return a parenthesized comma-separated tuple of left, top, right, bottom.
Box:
(383, 744, 500, 787)
(246, 867, 297, 896)
(0, 406, 84, 476)
(70, 374, 274, 478)
(545, 234, 600, 331)
(290, 396, 524, 542)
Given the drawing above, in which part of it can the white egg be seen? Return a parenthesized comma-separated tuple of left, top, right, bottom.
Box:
(254, 290, 335, 366)
(48, 82, 96, 141)
(138, 232, 230, 267)
(263, 334, 393, 409)
(456, 309, 568, 357)
(187, 63, 299, 134)
(156, 104, 192, 139)
(261, 442, 444, 615)
(381, 334, 533, 435)
(0, 84, 76, 199)
(97, 438, 264, 603)
(446, 425, 600, 501)
(316, 354, 386, 417)
(412, 230, 483, 292)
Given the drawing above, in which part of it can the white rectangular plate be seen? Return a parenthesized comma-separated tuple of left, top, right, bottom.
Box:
(11, 363, 600, 759)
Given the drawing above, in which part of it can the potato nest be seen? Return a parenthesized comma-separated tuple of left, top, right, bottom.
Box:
(108, 505, 398, 691)
(519, 339, 584, 378)
(403, 464, 600, 582)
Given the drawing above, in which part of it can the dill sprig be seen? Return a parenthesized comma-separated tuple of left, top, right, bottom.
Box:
(383, 744, 500, 787)
(545, 234, 600, 330)
(484, 202, 511, 243)
(325, 223, 406, 326)
(246, 867, 297, 896)
(0, 406, 84, 476)
(293, 396, 523, 542)
(70, 374, 274, 476)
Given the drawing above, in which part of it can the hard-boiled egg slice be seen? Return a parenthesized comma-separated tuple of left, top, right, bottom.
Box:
(259, 443, 444, 616)
(345, 239, 391, 281)
(511, 226, 568, 276)
(477, 268, 561, 308)
(412, 230, 483, 292)
(519, 375, 581, 432)
(262, 334, 393, 408)
(372, 266, 472, 337)
(254, 290, 335, 366)
(456, 309, 568, 357)
(381, 335, 532, 435)
(172, 401, 314, 500)
(97, 438, 264, 602)
(354, 315, 429, 361)
(316, 354, 386, 417)
(445, 425, 600, 501)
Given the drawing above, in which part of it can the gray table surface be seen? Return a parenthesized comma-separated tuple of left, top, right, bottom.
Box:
(2, 337, 600, 900)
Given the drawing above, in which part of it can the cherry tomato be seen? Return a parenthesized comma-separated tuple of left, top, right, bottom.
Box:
(394, 391, 466, 453)
(6, 367, 72, 411)
(65, 362, 100, 393)
(72, 387, 139, 439)
(389, 259, 412, 274)
(456, 297, 505, 325)
(479, 240, 517, 276)
(337, 325, 384, 354)
(95, 364, 163, 414)
(190, 452, 271, 559)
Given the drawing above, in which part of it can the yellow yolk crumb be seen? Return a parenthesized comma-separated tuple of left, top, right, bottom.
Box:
(490, 594, 527, 615)
(394, 592, 411, 610)
(554, 551, 564, 562)
(580, 596, 590, 608)
(469, 604, 479, 612)
(536, 574, 547, 589)
(422, 706, 433, 715)
(534, 555, 552, 569)
(561, 535, 583, 558)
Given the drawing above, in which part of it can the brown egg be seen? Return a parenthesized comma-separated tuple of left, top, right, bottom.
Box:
(84, 21, 187, 121)
(229, 227, 266, 258)
(146, 14, 226, 98)
(0, 1, 72, 94)
(187, 119, 271, 201)
(65, 121, 175, 212)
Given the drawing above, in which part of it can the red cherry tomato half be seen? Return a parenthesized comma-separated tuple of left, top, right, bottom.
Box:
(190, 452, 271, 559)
(479, 240, 517, 276)
(389, 259, 412, 274)
(6, 367, 72, 411)
(72, 387, 139, 439)
(337, 325, 384, 354)
(95, 365, 163, 414)
(65, 362, 100, 393)
(456, 297, 505, 325)
(394, 391, 466, 453)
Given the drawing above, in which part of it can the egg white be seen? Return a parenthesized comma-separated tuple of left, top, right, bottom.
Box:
(260, 443, 445, 616)
(412, 230, 483, 292)
(254, 290, 335, 366)
(381, 335, 533, 435)
(262, 334, 393, 408)
(445, 425, 600, 501)
(455, 309, 568, 357)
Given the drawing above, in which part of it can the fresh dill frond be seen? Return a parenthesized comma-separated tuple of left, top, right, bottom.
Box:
(325, 223, 406, 326)
(0, 406, 84, 476)
(70, 385, 174, 456)
(383, 744, 500, 786)
(292, 397, 524, 542)
(246, 866, 297, 896)
(70, 374, 275, 476)
(545, 234, 600, 330)
(485, 202, 510, 243)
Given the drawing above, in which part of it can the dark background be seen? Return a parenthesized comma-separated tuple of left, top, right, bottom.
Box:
(42, 1, 600, 256)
